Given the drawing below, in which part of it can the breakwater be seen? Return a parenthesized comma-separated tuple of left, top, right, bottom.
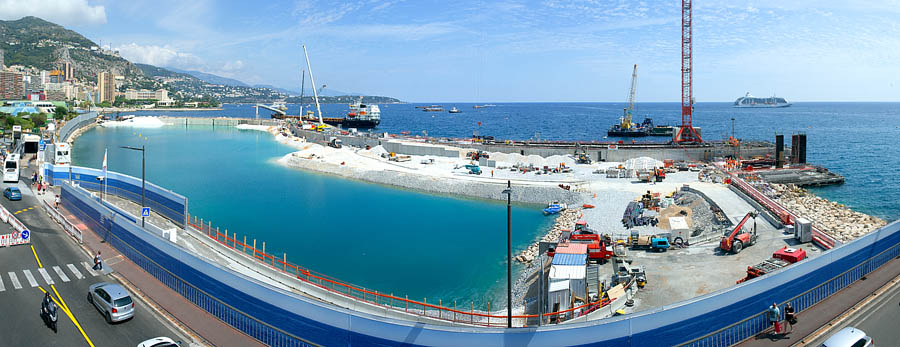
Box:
(773, 184, 887, 242)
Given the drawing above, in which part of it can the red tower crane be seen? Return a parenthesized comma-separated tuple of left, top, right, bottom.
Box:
(674, 0, 702, 144)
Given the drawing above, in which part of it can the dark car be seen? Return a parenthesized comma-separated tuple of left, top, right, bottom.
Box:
(3, 187, 21, 201)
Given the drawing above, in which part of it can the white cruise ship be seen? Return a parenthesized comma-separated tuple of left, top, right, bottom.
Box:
(733, 92, 791, 108)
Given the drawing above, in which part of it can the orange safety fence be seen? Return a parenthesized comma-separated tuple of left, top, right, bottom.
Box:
(186, 215, 622, 327)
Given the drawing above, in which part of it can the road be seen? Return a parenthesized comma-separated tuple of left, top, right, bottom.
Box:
(0, 164, 185, 347)
(811, 276, 900, 345)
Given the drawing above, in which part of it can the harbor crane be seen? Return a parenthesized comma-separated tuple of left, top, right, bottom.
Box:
(674, 0, 703, 144)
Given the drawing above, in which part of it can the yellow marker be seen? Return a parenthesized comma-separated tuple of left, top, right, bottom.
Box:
(32, 246, 95, 347)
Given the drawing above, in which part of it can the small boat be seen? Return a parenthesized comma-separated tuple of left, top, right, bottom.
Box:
(423, 105, 444, 112)
(448, 107, 460, 113)
(582, 204, 595, 209)
(543, 201, 568, 215)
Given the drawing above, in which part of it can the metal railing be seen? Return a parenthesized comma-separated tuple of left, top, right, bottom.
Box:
(678, 238, 900, 346)
(62, 188, 317, 347)
(42, 200, 82, 243)
(187, 216, 621, 327)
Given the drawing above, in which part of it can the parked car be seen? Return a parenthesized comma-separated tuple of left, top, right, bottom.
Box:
(3, 187, 21, 201)
(821, 327, 874, 347)
(137, 337, 181, 347)
(87, 282, 135, 323)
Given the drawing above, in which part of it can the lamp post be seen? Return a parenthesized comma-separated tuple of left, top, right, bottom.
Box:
(731, 117, 735, 139)
(120, 145, 145, 227)
(502, 180, 512, 328)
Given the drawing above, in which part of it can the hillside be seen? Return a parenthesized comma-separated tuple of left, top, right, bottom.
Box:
(0, 16, 144, 81)
(167, 67, 249, 87)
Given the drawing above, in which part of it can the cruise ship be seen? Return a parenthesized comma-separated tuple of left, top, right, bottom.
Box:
(734, 93, 791, 108)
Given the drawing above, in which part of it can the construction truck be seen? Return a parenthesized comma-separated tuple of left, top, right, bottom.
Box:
(328, 137, 343, 148)
(464, 164, 482, 175)
(736, 247, 807, 283)
(575, 143, 592, 164)
(719, 212, 759, 254)
(629, 233, 670, 252)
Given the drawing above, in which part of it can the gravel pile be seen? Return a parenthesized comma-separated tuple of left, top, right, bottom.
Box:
(515, 208, 581, 264)
(772, 184, 887, 242)
(673, 191, 717, 237)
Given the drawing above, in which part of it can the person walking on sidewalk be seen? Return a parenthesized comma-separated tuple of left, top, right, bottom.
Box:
(93, 251, 103, 270)
(54, 195, 60, 209)
(767, 302, 781, 335)
(784, 302, 796, 332)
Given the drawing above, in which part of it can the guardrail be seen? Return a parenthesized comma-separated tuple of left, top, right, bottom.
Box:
(42, 199, 82, 244)
(679, 227, 900, 346)
(187, 215, 620, 327)
(0, 200, 30, 247)
(58, 112, 97, 142)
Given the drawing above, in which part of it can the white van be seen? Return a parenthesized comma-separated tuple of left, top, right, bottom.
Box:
(3, 153, 19, 183)
(54, 143, 71, 165)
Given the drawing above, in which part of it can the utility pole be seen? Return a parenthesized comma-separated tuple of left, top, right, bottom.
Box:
(502, 180, 512, 328)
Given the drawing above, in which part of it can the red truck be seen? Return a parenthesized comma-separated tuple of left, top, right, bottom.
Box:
(569, 227, 613, 263)
(737, 247, 807, 283)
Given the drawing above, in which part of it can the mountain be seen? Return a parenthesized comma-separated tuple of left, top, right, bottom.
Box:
(166, 67, 250, 87)
(0, 16, 144, 80)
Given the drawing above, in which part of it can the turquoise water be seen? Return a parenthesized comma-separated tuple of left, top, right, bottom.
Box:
(71, 125, 553, 308)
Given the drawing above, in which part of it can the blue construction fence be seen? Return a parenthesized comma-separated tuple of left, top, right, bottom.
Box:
(59, 180, 900, 346)
(45, 164, 187, 228)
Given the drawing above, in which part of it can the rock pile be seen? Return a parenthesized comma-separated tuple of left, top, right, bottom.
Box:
(515, 208, 581, 264)
(772, 184, 887, 242)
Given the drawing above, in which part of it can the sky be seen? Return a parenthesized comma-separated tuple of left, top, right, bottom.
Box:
(4, 0, 900, 102)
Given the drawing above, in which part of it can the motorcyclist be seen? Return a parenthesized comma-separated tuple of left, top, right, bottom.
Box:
(42, 292, 57, 316)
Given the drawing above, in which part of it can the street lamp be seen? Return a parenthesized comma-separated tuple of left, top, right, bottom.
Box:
(502, 180, 512, 328)
(120, 145, 145, 227)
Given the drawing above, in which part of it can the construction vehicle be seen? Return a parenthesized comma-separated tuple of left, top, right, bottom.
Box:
(628, 233, 670, 252)
(388, 153, 411, 162)
(575, 143, 592, 164)
(719, 212, 759, 254)
(736, 247, 807, 283)
(464, 164, 482, 175)
(328, 137, 343, 148)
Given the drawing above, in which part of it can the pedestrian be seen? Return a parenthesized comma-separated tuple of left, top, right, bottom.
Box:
(54, 194, 60, 209)
(93, 251, 102, 270)
(32, 172, 37, 186)
(36, 180, 42, 195)
(767, 302, 781, 335)
(785, 302, 796, 330)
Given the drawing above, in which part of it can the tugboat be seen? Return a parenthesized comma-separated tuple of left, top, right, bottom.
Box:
(543, 201, 567, 215)
(448, 107, 461, 113)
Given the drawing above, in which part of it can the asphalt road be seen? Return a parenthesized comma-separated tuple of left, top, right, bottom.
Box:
(0, 164, 184, 347)
(833, 278, 900, 345)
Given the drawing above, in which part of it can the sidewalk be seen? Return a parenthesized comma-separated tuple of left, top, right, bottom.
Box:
(39, 183, 263, 347)
(739, 255, 900, 346)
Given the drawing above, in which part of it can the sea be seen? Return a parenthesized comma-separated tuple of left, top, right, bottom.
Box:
(72, 102, 900, 308)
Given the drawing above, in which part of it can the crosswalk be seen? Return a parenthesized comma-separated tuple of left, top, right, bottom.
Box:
(0, 262, 102, 292)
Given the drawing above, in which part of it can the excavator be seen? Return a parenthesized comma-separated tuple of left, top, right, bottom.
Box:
(720, 211, 759, 254)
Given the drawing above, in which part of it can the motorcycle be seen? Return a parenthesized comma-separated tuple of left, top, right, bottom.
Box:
(41, 301, 58, 333)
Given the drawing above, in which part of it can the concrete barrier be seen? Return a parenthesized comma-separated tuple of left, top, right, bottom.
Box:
(58, 112, 97, 142)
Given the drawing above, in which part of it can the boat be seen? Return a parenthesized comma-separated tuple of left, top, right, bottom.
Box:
(299, 46, 381, 129)
(647, 119, 675, 137)
(423, 105, 444, 112)
(733, 92, 791, 108)
(448, 107, 460, 113)
(607, 64, 650, 137)
(473, 104, 496, 109)
(272, 101, 288, 111)
(543, 201, 567, 215)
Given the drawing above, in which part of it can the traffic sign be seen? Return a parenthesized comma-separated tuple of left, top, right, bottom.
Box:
(142, 207, 151, 217)
(20, 230, 28, 240)
(39, 140, 46, 151)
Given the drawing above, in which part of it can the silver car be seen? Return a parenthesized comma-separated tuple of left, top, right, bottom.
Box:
(88, 282, 135, 323)
(821, 327, 874, 347)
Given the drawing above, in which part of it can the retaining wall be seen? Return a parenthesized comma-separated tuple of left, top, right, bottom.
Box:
(57, 168, 900, 346)
(58, 112, 97, 142)
(45, 165, 187, 228)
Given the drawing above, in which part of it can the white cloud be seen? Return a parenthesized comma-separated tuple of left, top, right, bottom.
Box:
(0, 0, 106, 25)
(222, 60, 244, 71)
(115, 43, 204, 70)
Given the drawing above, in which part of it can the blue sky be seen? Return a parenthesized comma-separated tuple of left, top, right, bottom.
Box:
(5, 0, 900, 102)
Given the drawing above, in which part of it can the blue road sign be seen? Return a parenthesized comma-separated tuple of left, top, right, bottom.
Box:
(21, 230, 29, 240)
(39, 140, 46, 151)
(142, 207, 151, 217)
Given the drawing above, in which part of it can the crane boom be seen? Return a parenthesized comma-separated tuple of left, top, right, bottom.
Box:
(303, 44, 324, 125)
(674, 0, 702, 144)
(622, 64, 638, 130)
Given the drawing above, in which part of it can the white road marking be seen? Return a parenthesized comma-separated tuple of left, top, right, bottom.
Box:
(0, 275, 4, 291)
(37, 268, 54, 285)
(81, 261, 99, 276)
(67, 264, 84, 280)
(8, 272, 21, 290)
(22, 270, 39, 287)
(53, 266, 70, 282)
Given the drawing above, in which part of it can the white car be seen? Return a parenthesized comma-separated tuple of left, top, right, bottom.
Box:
(137, 337, 181, 347)
(821, 327, 874, 347)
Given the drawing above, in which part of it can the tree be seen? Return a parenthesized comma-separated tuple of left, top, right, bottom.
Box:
(98, 101, 112, 108)
(54, 106, 67, 120)
(31, 113, 47, 128)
